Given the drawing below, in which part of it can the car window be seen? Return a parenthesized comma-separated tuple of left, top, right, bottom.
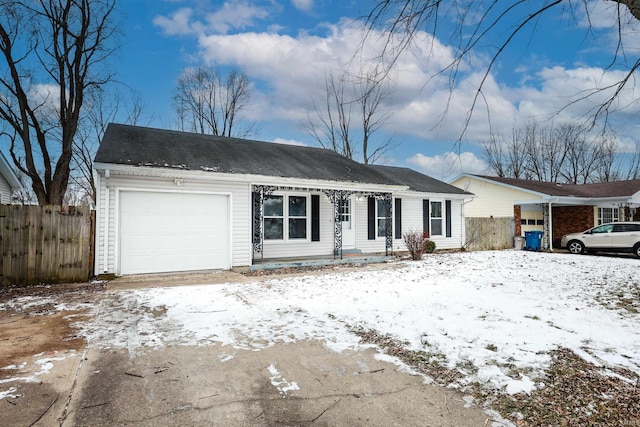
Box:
(592, 224, 613, 234)
(613, 223, 640, 232)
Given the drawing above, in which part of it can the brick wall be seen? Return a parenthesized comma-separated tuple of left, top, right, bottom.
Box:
(552, 206, 594, 247)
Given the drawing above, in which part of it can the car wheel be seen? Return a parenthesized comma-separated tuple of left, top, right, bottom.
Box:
(567, 240, 585, 255)
(634, 244, 640, 258)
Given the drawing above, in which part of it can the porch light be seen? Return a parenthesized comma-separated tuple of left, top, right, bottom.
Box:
(174, 178, 183, 186)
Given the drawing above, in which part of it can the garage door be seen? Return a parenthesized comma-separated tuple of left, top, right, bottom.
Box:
(119, 191, 230, 275)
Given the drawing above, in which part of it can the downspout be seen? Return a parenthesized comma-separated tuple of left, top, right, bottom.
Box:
(548, 202, 553, 252)
(103, 169, 110, 273)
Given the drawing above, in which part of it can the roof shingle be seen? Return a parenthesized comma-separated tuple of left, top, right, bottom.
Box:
(95, 124, 471, 195)
(473, 175, 640, 198)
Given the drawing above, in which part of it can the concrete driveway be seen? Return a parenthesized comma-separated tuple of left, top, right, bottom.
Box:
(2, 267, 498, 426)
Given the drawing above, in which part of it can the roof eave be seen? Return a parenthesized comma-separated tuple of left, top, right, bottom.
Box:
(0, 151, 23, 191)
(94, 162, 409, 192)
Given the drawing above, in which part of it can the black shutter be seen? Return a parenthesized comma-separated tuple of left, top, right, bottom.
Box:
(446, 200, 452, 237)
(311, 195, 320, 241)
(394, 198, 402, 239)
(368, 197, 376, 240)
(423, 199, 430, 237)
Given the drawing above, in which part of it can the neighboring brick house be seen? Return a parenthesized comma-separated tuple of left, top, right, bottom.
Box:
(449, 174, 640, 250)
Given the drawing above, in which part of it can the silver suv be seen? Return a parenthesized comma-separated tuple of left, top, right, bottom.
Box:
(561, 222, 640, 257)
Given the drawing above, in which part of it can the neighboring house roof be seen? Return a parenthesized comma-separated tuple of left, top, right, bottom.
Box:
(470, 174, 640, 198)
(0, 151, 22, 191)
(96, 123, 470, 195)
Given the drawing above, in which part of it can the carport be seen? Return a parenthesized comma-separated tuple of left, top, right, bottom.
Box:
(515, 195, 640, 250)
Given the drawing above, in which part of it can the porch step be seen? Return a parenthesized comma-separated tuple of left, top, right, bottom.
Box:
(250, 255, 395, 271)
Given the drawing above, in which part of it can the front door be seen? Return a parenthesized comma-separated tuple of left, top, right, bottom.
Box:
(339, 196, 356, 249)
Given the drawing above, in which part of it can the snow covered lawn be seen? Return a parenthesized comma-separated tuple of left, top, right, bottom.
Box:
(83, 250, 640, 398)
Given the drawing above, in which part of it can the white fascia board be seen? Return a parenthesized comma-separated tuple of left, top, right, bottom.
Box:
(515, 195, 639, 206)
(393, 189, 475, 200)
(447, 173, 473, 184)
(0, 151, 22, 190)
(93, 162, 408, 193)
(462, 174, 551, 198)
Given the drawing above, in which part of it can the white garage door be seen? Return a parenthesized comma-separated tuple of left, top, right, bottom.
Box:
(119, 191, 230, 275)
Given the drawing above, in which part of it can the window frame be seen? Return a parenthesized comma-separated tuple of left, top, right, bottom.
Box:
(598, 207, 620, 225)
(263, 192, 310, 242)
(376, 198, 391, 239)
(430, 200, 443, 236)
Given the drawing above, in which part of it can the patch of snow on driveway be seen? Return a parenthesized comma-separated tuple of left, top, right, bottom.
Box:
(80, 251, 640, 395)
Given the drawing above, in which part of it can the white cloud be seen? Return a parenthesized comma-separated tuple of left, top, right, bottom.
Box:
(153, 1, 270, 36)
(272, 137, 307, 146)
(153, 7, 640, 155)
(153, 7, 195, 36)
(205, 1, 269, 34)
(407, 151, 487, 181)
(291, 0, 314, 13)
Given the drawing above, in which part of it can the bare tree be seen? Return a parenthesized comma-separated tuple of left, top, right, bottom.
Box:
(173, 66, 254, 138)
(306, 72, 354, 159)
(69, 90, 146, 205)
(306, 68, 394, 164)
(482, 121, 627, 183)
(365, 1, 640, 136)
(481, 135, 507, 177)
(357, 68, 395, 164)
(624, 142, 640, 180)
(0, 0, 117, 205)
(482, 128, 530, 179)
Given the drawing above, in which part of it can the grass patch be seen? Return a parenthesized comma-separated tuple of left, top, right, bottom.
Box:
(350, 325, 640, 427)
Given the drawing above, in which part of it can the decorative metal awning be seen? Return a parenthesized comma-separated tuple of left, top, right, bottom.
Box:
(252, 185, 393, 263)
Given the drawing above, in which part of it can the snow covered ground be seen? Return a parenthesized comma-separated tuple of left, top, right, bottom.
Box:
(78, 250, 640, 396)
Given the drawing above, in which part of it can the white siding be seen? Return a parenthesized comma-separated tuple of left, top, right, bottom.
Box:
(393, 195, 465, 252)
(95, 170, 251, 275)
(0, 174, 10, 204)
(95, 167, 469, 273)
(261, 193, 336, 259)
(451, 176, 542, 217)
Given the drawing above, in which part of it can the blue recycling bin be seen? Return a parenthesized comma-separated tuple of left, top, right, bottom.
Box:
(524, 231, 543, 251)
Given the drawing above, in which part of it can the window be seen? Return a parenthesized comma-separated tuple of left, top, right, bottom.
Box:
(591, 224, 613, 234)
(264, 194, 308, 241)
(431, 201, 442, 236)
(614, 223, 640, 232)
(598, 207, 619, 225)
(264, 195, 284, 240)
(339, 198, 352, 229)
(288, 196, 307, 239)
(377, 199, 390, 237)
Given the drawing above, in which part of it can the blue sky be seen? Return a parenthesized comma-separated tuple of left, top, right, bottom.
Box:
(113, 0, 640, 180)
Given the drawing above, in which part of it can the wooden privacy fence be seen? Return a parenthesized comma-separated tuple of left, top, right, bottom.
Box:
(0, 205, 95, 286)
(465, 217, 515, 251)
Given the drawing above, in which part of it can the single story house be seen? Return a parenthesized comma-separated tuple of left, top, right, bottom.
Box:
(450, 174, 640, 249)
(0, 151, 22, 204)
(94, 124, 473, 276)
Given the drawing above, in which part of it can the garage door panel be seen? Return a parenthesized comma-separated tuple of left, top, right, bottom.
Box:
(119, 191, 230, 274)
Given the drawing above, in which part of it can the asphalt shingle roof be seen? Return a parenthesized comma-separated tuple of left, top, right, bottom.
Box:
(368, 165, 470, 195)
(96, 124, 471, 195)
(474, 175, 640, 198)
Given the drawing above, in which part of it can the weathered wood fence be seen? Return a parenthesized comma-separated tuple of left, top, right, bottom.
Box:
(0, 205, 94, 286)
(465, 217, 515, 251)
